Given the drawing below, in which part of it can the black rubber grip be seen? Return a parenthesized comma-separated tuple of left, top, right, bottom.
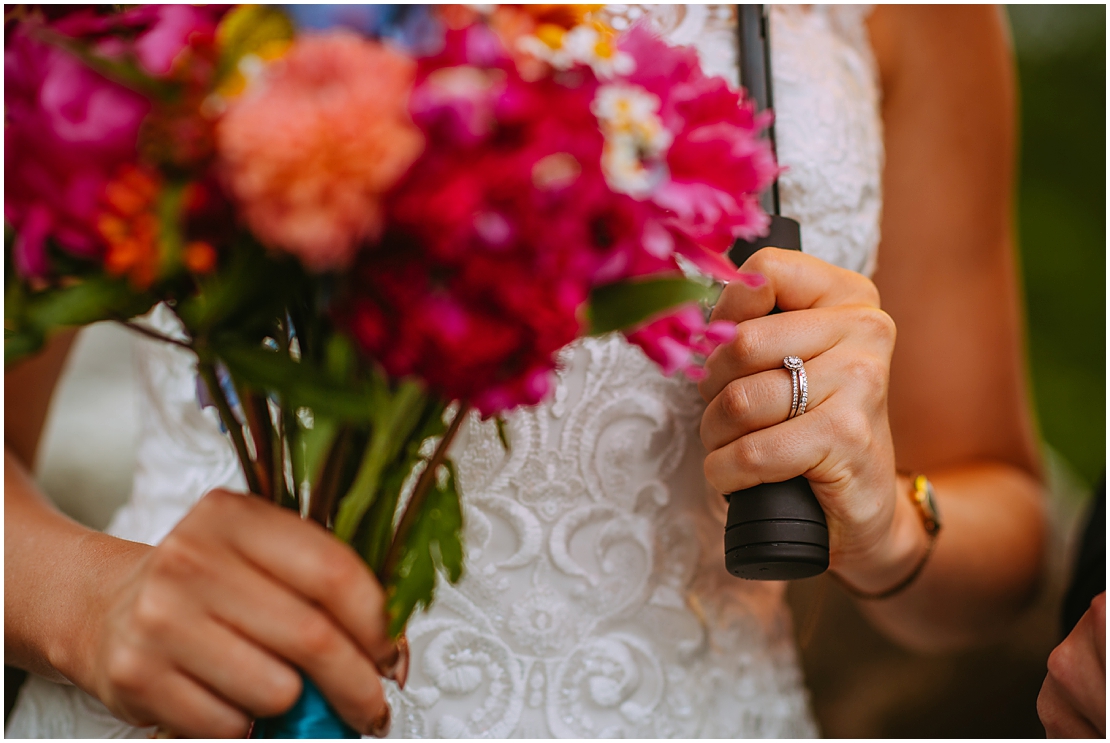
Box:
(722, 218, 830, 581)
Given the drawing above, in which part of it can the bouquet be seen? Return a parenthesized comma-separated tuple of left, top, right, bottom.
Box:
(4, 4, 777, 737)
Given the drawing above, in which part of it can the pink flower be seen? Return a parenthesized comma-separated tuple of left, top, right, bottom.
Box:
(344, 26, 660, 416)
(50, 5, 222, 78)
(624, 303, 736, 380)
(4, 21, 150, 278)
(611, 24, 779, 280)
(216, 32, 424, 271)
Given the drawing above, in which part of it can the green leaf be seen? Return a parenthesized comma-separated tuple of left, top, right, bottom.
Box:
(351, 400, 447, 576)
(289, 408, 337, 508)
(5, 276, 158, 367)
(332, 383, 427, 543)
(176, 239, 297, 338)
(586, 275, 720, 335)
(27, 278, 156, 330)
(5, 329, 45, 367)
(325, 333, 358, 381)
(212, 341, 381, 421)
(384, 461, 464, 637)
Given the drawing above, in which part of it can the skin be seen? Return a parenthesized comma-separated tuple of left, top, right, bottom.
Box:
(7, 340, 399, 736)
(701, 3, 1045, 651)
(1038, 592, 1106, 738)
(5, 5, 1047, 737)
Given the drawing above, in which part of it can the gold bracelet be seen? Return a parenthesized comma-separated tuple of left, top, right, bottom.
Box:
(836, 475, 942, 600)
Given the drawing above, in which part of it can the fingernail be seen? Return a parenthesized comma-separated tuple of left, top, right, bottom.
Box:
(393, 635, 409, 691)
(369, 706, 392, 738)
(737, 271, 766, 288)
(380, 635, 410, 691)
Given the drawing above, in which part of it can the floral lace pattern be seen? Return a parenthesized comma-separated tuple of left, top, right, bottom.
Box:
(7, 5, 882, 739)
(385, 334, 818, 738)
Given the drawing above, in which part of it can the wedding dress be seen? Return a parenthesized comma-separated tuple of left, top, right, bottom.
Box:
(7, 5, 883, 738)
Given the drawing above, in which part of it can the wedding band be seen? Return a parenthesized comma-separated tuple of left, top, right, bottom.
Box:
(783, 356, 808, 420)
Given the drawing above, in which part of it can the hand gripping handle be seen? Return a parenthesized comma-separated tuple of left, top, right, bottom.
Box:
(723, 222, 829, 581)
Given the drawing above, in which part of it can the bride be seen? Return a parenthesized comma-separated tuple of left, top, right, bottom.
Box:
(5, 5, 1045, 738)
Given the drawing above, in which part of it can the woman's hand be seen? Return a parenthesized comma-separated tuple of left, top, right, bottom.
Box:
(79, 489, 401, 738)
(1038, 592, 1106, 738)
(699, 248, 922, 591)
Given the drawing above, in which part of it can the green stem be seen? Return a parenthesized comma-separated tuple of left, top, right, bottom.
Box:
(273, 404, 293, 510)
(238, 383, 275, 502)
(308, 425, 355, 526)
(381, 402, 470, 582)
(197, 355, 264, 496)
(113, 319, 193, 350)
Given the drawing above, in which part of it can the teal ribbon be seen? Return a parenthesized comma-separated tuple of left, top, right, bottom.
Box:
(250, 673, 359, 739)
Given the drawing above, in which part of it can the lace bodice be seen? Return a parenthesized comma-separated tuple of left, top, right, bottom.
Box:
(8, 5, 883, 738)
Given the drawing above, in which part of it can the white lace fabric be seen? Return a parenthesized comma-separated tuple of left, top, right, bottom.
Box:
(7, 5, 882, 738)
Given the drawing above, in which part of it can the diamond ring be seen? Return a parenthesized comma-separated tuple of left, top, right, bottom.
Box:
(783, 356, 808, 420)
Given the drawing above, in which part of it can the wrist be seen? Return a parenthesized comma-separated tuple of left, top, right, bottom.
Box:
(832, 474, 930, 596)
(48, 532, 150, 692)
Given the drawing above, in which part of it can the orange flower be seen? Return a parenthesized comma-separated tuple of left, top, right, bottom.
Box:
(215, 31, 424, 271)
(183, 241, 217, 274)
(97, 166, 162, 289)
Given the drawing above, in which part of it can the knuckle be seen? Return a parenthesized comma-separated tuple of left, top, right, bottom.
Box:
(132, 587, 175, 636)
(860, 279, 882, 307)
(719, 380, 751, 423)
(318, 549, 361, 597)
(729, 324, 761, 367)
(730, 436, 760, 472)
(836, 410, 873, 449)
(298, 611, 340, 659)
(858, 306, 896, 345)
(104, 645, 147, 694)
(196, 487, 231, 514)
(197, 488, 248, 522)
(748, 246, 781, 273)
(257, 669, 303, 717)
(844, 355, 889, 396)
(151, 534, 209, 583)
(1045, 643, 1075, 685)
(1091, 592, 1106, 622)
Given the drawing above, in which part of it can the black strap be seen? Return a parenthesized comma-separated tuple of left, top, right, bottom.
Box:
(736, 5, 780, 216)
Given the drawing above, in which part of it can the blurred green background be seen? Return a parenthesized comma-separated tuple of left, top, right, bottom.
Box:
(1011, 3, 1105, 488)
(790, 6, 1106, 739)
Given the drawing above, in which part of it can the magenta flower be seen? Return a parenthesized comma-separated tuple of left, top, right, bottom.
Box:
(346, 26, 661, 416)
(609, 24, 779, 280)
(50, 5, 222, 78)
(625, 303, 736, 380)
(4, 23, 150, 278)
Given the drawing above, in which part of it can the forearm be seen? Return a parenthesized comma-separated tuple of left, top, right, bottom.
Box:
(835, 460, 1045, 652)
(4, 447, 148, 688)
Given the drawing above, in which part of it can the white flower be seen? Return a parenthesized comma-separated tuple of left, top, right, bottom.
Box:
(561, 25, 635, 78)
(517, 23, 635, 79)
(591, 84, 674, 198)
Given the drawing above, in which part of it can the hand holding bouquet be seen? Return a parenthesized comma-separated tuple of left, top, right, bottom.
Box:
(5, 4, 777, 736)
